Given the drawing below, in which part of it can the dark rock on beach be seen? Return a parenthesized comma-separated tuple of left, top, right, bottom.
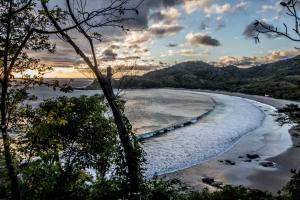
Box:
(202, 177, 223, 188)
(183, 121, 192, 126)
(291, 132, 300, 137)
(211, 181, 224, 189)
(247, 154, 260, 159)
(202, 177, 215, 185)
(225, 160, 236, 165)
(259, 161, 276, 168)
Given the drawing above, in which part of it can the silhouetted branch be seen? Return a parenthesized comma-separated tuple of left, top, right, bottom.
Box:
(40, 0, 144, 195)
(11, 0, 33, 14)
(254, 0, 300, 45)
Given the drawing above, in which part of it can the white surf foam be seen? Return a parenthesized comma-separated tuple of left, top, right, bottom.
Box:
(143, 92, 265, 177)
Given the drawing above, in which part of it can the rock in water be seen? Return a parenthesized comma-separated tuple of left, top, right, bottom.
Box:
(225, 160, 236, 165)
(259, 161, 276, 168)
(247, 154, 260, 159)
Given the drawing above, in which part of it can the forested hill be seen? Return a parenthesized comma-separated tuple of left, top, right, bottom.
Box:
(86, 55, 300, 100)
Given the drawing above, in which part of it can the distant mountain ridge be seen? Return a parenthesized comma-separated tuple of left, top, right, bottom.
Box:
(86, 55, 300, 100)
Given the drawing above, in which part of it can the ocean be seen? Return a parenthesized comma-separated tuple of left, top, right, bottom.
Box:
(26, 88, 292, 177)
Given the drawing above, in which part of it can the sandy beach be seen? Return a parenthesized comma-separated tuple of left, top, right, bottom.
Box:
(164, 89, 300, 194)
(28, 87, 300, 193)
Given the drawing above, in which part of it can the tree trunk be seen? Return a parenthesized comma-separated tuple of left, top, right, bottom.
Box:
(39, 3, 142, 192)
(1, 82, 21, 200)
(94, 68, 141, 194)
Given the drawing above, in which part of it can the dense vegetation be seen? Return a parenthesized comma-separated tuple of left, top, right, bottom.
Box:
(0, 95, 142, 200)
(1, 94, 300, 200)
(1, 0, 300, 199)
(87, 56, 300, 101)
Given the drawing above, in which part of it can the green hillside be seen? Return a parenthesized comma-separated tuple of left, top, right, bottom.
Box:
(87, 55, 300, 100)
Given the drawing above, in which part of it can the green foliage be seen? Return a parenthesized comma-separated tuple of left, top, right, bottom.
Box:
(17, 95, 120, 199)
(0, 150, 12, 200)
(280, 171, 300, 200)
(177, 186, 274, 200)
(277, 104, 300, 124)
(2, 94, 300, 200)
(140, 178, 187, 200)
(0, 0, 56, 74)
(89, 178, 125, 200)
(0, 92, 299, 200)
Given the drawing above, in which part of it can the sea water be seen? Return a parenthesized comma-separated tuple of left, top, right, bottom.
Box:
(143, 92, 266, 177)
(27, 88, 289, 178)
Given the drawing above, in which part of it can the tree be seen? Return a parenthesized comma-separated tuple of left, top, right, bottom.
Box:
(39, 0, 144, 195)
(0, 1, 57, 199)
(252, 0, 300, 45)
(276, 104, 300, 124)
(16, 95, 120, 199)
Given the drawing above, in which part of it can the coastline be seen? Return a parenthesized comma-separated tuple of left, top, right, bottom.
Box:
(143, 90, 267, 178)
(247, 125, 300, 192)
(137, 99, 216, 141)
(164, 89, 300, 194)
(28, 87, 300, 193)
(195, 89, 300, 108)
(123, 89, 215, 135)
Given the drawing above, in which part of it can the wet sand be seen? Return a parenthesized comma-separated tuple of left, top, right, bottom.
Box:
(27, 87, 300, 193)
(123, 89, 214, 135)
(247, 126, 300, 193)
(165, 90, 300, 194)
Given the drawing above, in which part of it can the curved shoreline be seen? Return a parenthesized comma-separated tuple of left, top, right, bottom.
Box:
(143, 91, 267, 177)
(164, 90, 297, 193)
(150, 93, 267, 176)
(137, 98, 217, 141)
(28, 87, 299, 193)
(148, 100, 267, 178)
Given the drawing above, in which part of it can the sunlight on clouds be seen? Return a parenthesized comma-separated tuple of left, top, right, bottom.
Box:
(26, 0, 299, 78)
(184, 0, 215, 14)
(186, 32, 221, 47)
(214, 49, 300, 67)
(44, 67, 95, 78)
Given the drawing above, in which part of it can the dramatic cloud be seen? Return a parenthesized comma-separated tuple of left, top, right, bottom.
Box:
(265, 49, 300, 62)
(215, 49, 300, 67)
(125, 31, 152, 45)
(149, 24, 184, 37)
(217, 56, 258, 67)
(101, 47, 118, 61)
(184, 0, 215, 14)
(125, 0, 184, 28)
(204, 1, 248, 16)
(133, 47, 149, 54)
(27, 39, 84, 68)
(31, 0, 298, 78)
(186, 32, 221, 47)
(150, 8, 181, 24)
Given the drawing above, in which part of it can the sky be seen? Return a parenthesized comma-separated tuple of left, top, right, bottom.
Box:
(34, 0, 300, 78)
